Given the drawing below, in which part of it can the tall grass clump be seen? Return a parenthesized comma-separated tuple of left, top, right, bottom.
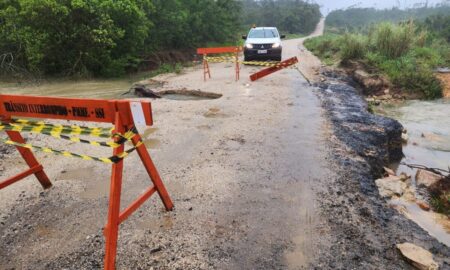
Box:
(371, 22, 415, 58)
(339, 33, 368, 61)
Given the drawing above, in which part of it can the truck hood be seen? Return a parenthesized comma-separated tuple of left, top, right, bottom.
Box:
(246, 37, 280, 44)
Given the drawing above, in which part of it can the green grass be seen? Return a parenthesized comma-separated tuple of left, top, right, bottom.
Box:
(304, 34, 341, 65)
(340, 33, 368, 61)
(304, 22, 446, 99)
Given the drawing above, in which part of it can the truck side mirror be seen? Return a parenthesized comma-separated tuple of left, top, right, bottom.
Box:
(242, 35, 247, 40)
(280, 34, 286, 39)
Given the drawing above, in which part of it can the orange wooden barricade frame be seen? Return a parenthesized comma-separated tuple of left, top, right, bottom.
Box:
(197, 46, 242, 81)
(0, 94, 173, 270)
(249, 57, 299, 81)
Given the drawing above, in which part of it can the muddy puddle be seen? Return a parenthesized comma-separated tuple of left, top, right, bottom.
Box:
(378, 99, 450, 175)
(377, 98, 450, 246)
(390, 199, 450, 246)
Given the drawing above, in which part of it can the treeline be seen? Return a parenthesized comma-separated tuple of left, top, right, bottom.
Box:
(241, 0, 321, 34)
(0, 0, 241, 77)
(0, 0, 322, 78)
(326, 5, 450, 32)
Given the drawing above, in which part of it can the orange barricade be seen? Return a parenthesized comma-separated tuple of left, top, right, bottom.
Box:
(0, 94, 173, 270)
(197, 46, 242, 81)
(249, 57, 299, 81)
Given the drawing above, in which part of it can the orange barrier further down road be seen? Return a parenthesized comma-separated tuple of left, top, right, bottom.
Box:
(197, 46, 242, 81)
(0, 94, 173, 270)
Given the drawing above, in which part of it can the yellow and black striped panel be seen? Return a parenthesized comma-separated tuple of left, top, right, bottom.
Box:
(1, 138, 143, 164)
(204, 57, 297, 69)
(12, 118, 114, 135)
(0, 122, 138, 148)
(204, 56, 235, 63)
(0, 122, 113, 138)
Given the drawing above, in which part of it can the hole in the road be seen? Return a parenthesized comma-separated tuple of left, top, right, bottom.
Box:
(158, 89, 222, 101)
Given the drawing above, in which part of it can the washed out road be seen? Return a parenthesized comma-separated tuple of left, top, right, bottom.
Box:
(0, 20, 334, 269)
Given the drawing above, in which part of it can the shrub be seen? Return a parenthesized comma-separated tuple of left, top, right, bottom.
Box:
(411, 47, 443, 68)
(430, 38, 450, 66)
(379, 56, 442, 99)
(371, 22, 415, 58)
(339, 33, 368, 61)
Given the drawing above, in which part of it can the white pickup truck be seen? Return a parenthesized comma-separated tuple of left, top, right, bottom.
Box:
(242, 27, 285, 61)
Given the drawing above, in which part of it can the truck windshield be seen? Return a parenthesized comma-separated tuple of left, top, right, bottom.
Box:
(248, 29, 279, 38)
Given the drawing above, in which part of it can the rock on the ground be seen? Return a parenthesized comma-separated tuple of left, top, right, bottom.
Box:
(415, 169, 443, 188)
(400, 172, 411, 181)
(376, 176, 407, 198)
(402, 133, 409, 143)
(383, 166, 396, 176)
(416, 200, 430, 211)
(353, 69, 389, 95)
(401, 187, 417, 202)
(396, 243, 439, 270)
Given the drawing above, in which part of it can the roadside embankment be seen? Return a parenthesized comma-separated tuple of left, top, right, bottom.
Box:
(313, 71, 450, 268)
(304, 20, 449, 100)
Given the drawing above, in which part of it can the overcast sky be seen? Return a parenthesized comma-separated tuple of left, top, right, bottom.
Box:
(315, 0, 445, 15)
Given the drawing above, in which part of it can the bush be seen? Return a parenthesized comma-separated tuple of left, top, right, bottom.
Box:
(371, 22, 415, 58)
(430, 38, 450, 66)
(377, 54, 442, 99)
(339, 33, 368, 61)
(0, 0, 243, 77)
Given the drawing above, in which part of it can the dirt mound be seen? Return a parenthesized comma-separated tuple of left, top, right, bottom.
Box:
(342, 61, 391, 96)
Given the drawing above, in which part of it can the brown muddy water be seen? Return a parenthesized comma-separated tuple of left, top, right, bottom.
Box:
(0, 79, 134, 98)
(378, 98, 450, 246)
(0, 80, 222, 101)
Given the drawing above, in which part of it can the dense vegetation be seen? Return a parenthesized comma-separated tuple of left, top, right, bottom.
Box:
(326, 5, 450, 33)
(0, 0, 242, 77)
(241, 0, 321, 34)
(0, 0, 321, 78)
(305, 14, 450, 99)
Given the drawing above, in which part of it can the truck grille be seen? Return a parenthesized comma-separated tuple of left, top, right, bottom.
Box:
(253, 44, 273, 49)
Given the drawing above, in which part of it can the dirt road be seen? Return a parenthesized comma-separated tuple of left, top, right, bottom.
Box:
(0, 20, 330, 269)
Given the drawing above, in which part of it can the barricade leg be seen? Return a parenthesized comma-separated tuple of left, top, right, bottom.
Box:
(2, 130, 52, 189)
(131, 134, 174, 211)
(203, 57, 211, 81)
(235, 52, 240, 81)
(104, 114, 125, 270)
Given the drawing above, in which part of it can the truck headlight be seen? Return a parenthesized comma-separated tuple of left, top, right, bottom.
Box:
(272, 42, 281, 48)
(245, 43, 253, 49)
